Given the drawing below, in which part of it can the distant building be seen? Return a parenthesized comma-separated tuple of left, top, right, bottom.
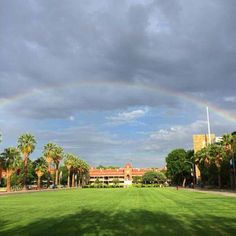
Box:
(0, 163, 166, 187)
(89, 163, 165, 186)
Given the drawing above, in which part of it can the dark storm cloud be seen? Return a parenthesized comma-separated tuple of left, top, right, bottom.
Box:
(1, 0, 236, 118)
(6, 84, 180, 119)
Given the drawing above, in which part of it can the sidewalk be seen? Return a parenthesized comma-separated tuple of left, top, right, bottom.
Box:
(183, 187, 236, 197)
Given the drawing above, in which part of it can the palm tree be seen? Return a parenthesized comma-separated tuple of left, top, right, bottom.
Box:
(74, 158, 82, 187)
(52, 145, 64, 185)
(43, 143, 57, 187)
(78, 159, 90, 187)
(71, 156, 80, 187)
(43, 143, 57, 165)
(209, 144, 226, 188)
(221, 134, 236, 188)
(71, 158, 79, 187)
(17, 134, 36, 190)
(0, 147, 21, 192)
(64, 154, 76, 188)
(195, 145, 213, 187)
(33, 157, 48, 189)
(196, 143, 227, 188)
(82, 161, 90, 186)
(195, 145, 211, 168)
(221, 134, 234, 156)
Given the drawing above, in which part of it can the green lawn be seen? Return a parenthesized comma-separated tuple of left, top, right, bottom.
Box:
(0, 188, 236, 236)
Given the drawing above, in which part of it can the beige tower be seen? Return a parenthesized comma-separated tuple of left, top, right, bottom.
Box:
(193, 134, 216, 183)
(124, 163, 132, 180)
(124, 163, 132, 186)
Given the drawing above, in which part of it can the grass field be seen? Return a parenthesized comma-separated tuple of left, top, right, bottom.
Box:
(0, 188, 236, 236)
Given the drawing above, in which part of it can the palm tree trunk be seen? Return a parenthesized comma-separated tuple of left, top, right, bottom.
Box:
(77, 172, 80, 187)
(59, 171, 62, 185)
(37, 176, 41, 189)
(67, 169, 70, 188)
(75, 174, 77, 187)
(72, 173, 75, 187)
(47, 170, 51, 188)
(55, 164, 59, 185)
(23, 153, 28, 190)
(6, 170, 11, 192)
(218, 173, 221, 189)
(82, 176, 85, 187)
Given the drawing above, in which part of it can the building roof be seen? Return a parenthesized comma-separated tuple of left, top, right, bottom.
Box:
(90, 168, 124, 176)
(89, 164, 165, 177)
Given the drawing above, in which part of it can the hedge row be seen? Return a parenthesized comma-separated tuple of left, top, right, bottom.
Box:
(132, 183, 167, 188)
(83, 183, 168, 188)
(83, 184, 123, 188)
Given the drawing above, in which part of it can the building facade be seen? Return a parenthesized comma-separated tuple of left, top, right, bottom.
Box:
(89, 163, 164, 186)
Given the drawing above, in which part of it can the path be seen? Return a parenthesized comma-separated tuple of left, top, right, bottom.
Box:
(183, 187, 236, 197)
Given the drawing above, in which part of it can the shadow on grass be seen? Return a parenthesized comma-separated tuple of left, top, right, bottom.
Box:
(1, 209, 236, 236)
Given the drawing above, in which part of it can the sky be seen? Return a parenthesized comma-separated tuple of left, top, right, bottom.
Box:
(0, 0, 236, 167)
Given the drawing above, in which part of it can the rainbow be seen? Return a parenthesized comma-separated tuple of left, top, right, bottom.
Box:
(0, 80, 235, 123)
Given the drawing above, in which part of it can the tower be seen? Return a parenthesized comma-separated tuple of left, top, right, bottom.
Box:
(124, 163, 132, 186)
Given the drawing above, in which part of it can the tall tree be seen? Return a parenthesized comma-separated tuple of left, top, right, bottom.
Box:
(143, 171, 158, 184)
(33, 157, 48, 189)
(166, 149, 192, 186)
(52, 145, 64, 185)
(221, 134, 234, 156)
(43, 143, 57, 187)
(195, 145, 212, 168)
(64, 154, 76, 188)
(132, 176, 142, 184)
(195, 144, 227, 188)
(209, 144, 226, 188)
(221, 134, 236, 188)
(142, 171, 166, 184)
(43, 143, 57, 164)
(0, 147, 21, 192)
(78, 159, 90, 187)
(17, 134, 36, 190)
(195, 145, 214, 186)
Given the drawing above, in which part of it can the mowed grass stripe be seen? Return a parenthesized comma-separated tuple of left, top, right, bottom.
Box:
(0, 188, 236, 236)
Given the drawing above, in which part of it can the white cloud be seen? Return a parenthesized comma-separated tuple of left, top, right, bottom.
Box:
(140, 120, 210, 155)
(69, 116, 75, 121)
(224, 96, 236, 102)
(106, 108, 149, 125)
(138, 119, 232, 154)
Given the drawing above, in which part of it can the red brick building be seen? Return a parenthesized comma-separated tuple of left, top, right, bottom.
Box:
(89, 163, 165, 186)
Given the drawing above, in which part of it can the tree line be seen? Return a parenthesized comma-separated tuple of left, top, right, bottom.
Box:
(166, 133, 236, 189)
(0, 133, 89, 192)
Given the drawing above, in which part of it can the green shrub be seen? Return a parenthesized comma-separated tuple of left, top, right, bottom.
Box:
(0, 177, 6, 187)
